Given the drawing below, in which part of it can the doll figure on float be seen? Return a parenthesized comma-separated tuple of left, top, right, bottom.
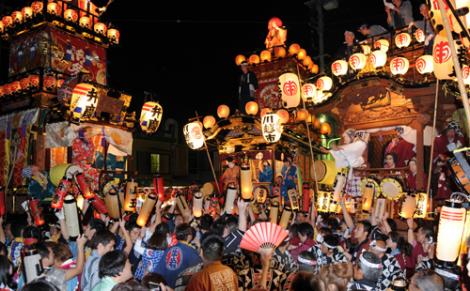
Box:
(22, 165, 55, 201)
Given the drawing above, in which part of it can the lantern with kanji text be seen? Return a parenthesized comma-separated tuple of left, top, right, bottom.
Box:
(436, 200, 466, 262)
(184, 121, 205, 150)
(278, 73, 300, 108)
(46, 2, 61, 16)
(370, 50, 387, 69)
(374, 39, 389, 52)
(414, 28, 425, 43)
(301, 83, 316, 103)
(433, 34, 454, 80)
(316, 76, 333, 91)
(331, 60, 348, 76)
(79, 16, 91, 29)
(70, 83, 99, 121)
(349, 53, 367, 71)
(140, 101, 163, 134)
(94, 22, 107, 35)
(416, 55, 434, 74)
(390, 57, 409, 75)
(395, 32, 412, 48)
(262, 113, 283, 143)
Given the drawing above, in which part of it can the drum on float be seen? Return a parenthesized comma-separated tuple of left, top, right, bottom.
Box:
(380, 177, 405, 200)
(312, 160, 337, 185)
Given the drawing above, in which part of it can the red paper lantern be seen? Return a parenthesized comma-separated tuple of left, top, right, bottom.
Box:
(303, 56, 313, 68)
(297, 49, 307, 60)
(260, 108, 272, 118)
(313, 118, 321, 129)
(64, 9, 78, 22)
(107, 28, 120, 44)
(320, 123, 332, 135)
(20, 77, 31, 90)
(296, 109, 309, 121)
(31, 1, 44, 15)
(288, 43, 301, 55)
(274, 46, 286, 58)
(248, 54, 260, 65)
(245, 101, 259, 115)
(10, 81, 21, 93)
(79, 16, 91, 29)
(311, 64, 319, 74)
(94, 22, 107, 35)
(44, 76, 56, 91)
(235, 54, 246, 66)
(260, 50, 272, 62)
(11, 11, 23, 24)
(2, 16, 13, 28)
(203, 115, 216, 129)
(47, 2, 61, 16)
(22, 7, 33, 20)
(302, 183, 311, 213)
(276, 109, 290, 124)
(217, 104, 230, 119)
(30, 75, 40, 88)
(154, 176, 165, 201)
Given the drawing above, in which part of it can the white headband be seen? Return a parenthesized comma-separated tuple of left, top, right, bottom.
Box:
(370, 240, 387, 253)
(323, 241, 337, 249)
(435, 268, 459, 280)
(359, 254, 382, 269)
(298, 256, 317, 266)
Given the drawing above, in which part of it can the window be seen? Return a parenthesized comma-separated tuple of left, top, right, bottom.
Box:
(151, 153, 160, 174)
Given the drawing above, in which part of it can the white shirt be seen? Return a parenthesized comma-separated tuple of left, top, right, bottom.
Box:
(330, 140, 367, 168)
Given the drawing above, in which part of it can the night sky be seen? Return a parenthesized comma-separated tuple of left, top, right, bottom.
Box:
(1, 0, 425, 124)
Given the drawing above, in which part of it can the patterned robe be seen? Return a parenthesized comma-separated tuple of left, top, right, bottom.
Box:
(377, 253, 405, 291)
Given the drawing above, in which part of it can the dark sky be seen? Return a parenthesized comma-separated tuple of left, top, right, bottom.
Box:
(2, 0, 425, 124)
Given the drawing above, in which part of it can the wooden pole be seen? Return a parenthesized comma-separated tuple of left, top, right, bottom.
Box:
(426, 79, 440, 216)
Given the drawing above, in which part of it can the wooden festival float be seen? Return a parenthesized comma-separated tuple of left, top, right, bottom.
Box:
(0, 0, 167, 225)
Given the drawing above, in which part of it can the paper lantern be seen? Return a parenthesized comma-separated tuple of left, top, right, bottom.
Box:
(274, 46, 286, 58)
(184, 121, 205, 150)
(235, 54, 246, 66)
(302, 183, 311, 213)
(301, 83, 316, 103)
(224, 186, 237, 214)
(12, 11, 23, 24)
(311, 64, 319, 74)
(107, 28, 120, 44)
(154, 175, 165, 201)
(433, 34, 454, 80)
(316, 76, 333, 91)
(399, 195, 416, 219)
(217, 104, 230, 118)
(279, 207, 292, 229)
(140, 101, 163, 133)
(269, 201, 279, 224)
(31, 1, 44, 15)
(136, 194, 157, 227)
(374, 39, 389, 52)
(414, 28, 425, 43)
(70, 83, 99, 121)
(279, 73, 301, 108)
(395, 32, 412, 48)
(203, 115, 216, 129)
(10, 81, 21, 93)
(248, 54, 260, 65)
(320, 123, 331, 135)
(260, 50, 272, 62)
(288, 43, 301, 55)
(390, 57, 409, 75)
(63, 195, 80, 239)
(21, 7, 33, 20)
(105, 190, 124, 219)
(260, 108, 272, 118)
(94, 22, 107, 35)
(240, 165, 253, 201)
(349, 53, 367, 71)
(296, 109, 309, 121)
(276, 109, 289, 124)
(414, 192, 428, 219)
(361, 44, 371, 55)
(297, 49, 307, 60)
(2, 16, 13, 28)
(362, 183, 374, 212)
(416, 55, 434, 74)
(30, 75, 40, 88)
(0, 189, 5, 216)
(331, 60, 348, 76)
(262, 112, 283, 143)
(124, 181, 137, 212)
(64, 9, 78, 22)
(79, 16, 91, 29)
(22, 246, 42, 283)
(51, 178, 72, 209)
(46, 2, 61, 16)
(370, 50, 387, 69)
(463, 65, 470, 85)
(29, 199, 45, 226)
(91, 196, 108, 214)
(332, 172, 346, 201)
(245, 101, 259, 115)
(437, 200, 466, 262)
(303, 56, 313, 68)
(192, 191, 203, 218)
(75, 172, 94, 200)
(0, 22, 4, 34)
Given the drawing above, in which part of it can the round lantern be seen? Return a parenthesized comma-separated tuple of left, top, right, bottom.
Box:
(279, 72, 301, 108)
(107, 28, 120, 44)
(202, 115, 216, 129)
(331, 60, 348, 76)
(316, 76, 333, 91)
(374, 39, 390, 52)
(94, 22, 107, 36)
(262, 112, 283, 143)
(349, 53, 367, 71)
(140, 101, 163, 133)
(297, 49, 307, 60)
(260, 107, 272, 118)
(235, 54, 246, 66)
(22, 7, 33, 20)
(64, 9, 78, 22)
(437, 200, 466, 262)
(288, 43, 301, 55)
(260, 50, 272, 62)
(43, 75, 56, 91)
(79, 16, 91, 29)
(370, 50, 387, 69)
(30, 75, 39, 88)
(12, 11, 23, 24)
(217, 104, 230, 118)
(276, 109, 290, 124)
(0, 22, 4, 34)
(2, 16, 13, 28)
(463, 65, 470, 85)
(301, 83, 316, 103)
(395, 32, 412, 48)
(10, 81, 21, 93)
(240, 165, 253, 201)
(390, 57, 410, 75)
(245, 101, 259, 115)
(296, 109, 309, 121)
(311, 64, 319, 74)
(414, 28, 425, 43)
(184, 121, 205, 150)
(20, 77, 31, 90)
(303, 56, 313, 68)
(248, 54, 260, 65)
(361, 44, 371, 55)
(31, 1, 44, 15)
(320, 122, 331, 135)
(46, 2, 61, 16)
(274, 46, 287, 58)
(433, 34, 454, 80)
(416, 55, 434, 74)
(414, 192, 428, 219)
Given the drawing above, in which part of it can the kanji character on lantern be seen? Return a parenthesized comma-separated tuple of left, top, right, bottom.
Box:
(140, 101, 163, 134)
(432, 34, 454, 80)
(301, 83, 316, 103)
(184, 121, 205, 150)
(415, 55, 434, 74)
(348, 53, 367, 71)
(278, 73, 300, 108)
(70, 83, 100, 121)
(390, 57, 409, 75)
(262, 113, 283, 143)
(331, 60, 348, 76)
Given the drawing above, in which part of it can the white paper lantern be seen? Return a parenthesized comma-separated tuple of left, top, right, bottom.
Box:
(437, 201, 466, 262)
(331, 60, 348, 76)
(349, 53, 367, 71)
(390, 57, 409, 75)
(140, 102, 163, 134)
(374, 39, 389, 52)
(463, 65, 470, 85)
(433, 34, 454, 80)
(70, 83, 99, 121)
(316, 76, 333, 91)
(192, 191, 203, 218)
(415, 55, 434, 74)
(183, 121, 205, 150)
(278, 73, 301, 108)
(261, 113, 283, 143)
(395, 32, 412, 48)
(414, 28, 425, 43)
(370, 50, 387, 68)
(301, 83, 317, 103)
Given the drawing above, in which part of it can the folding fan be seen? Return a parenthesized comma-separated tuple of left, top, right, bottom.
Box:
(240, 222, 289, 253)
